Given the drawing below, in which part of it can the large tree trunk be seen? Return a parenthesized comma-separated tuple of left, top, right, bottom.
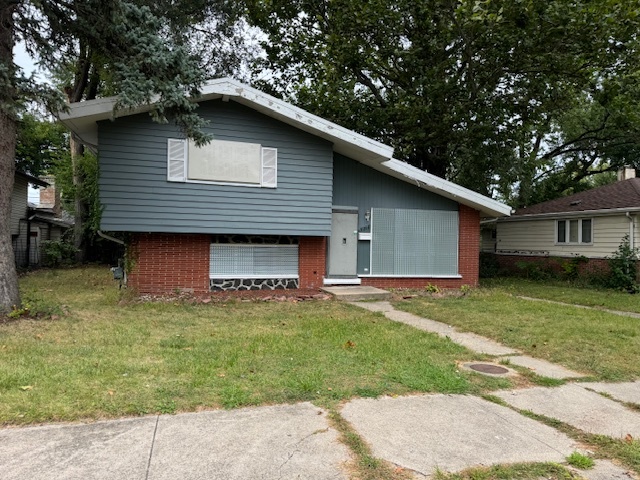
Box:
(0, 2, 20, 314)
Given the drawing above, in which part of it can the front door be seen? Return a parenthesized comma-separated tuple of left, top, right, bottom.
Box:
(328, 212, 358, 277)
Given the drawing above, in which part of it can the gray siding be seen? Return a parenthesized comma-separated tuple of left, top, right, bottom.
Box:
(98, 100, 334, 235)
(10, 175, 28, 236)
(333, 154, 458, 231)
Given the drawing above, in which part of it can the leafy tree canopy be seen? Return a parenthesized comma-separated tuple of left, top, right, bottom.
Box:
(246, 0, 640, 206)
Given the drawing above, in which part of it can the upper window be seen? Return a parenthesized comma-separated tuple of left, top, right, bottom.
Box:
(556, 218, 592, 244)
(167, 138, 277, 188)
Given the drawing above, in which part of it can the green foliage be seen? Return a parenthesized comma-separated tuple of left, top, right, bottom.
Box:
(15, 114, 68, 176)
(566, 451, 595, 469)
(53, 151, 103, 247)
(606, 235, 639, 292)
(515, 261, 554, 281)
(247, 0, 640, 201)
(424, 283, 441, 294)
(41, 241, 78, 268)
(561, 256, 588, 281)
(479, 253, 500, 278)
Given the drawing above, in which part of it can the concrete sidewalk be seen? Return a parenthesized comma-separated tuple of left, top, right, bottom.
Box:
(2, 301, 640, 479)
(0, 403, 350, 480)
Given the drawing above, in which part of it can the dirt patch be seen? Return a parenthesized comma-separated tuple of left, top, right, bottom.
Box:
(132, 288, 332, 305)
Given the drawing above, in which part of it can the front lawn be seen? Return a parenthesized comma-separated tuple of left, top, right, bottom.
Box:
(482, 277, 640, 314)
(0, 267, 505, 425)
(395, 287, 640, 381)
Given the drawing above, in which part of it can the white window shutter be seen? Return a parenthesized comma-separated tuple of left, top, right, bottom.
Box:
(261, 147, 277, 188)
(167, 139, 187, 182)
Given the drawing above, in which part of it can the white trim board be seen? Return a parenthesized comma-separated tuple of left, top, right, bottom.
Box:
(323, 278, 362, 285)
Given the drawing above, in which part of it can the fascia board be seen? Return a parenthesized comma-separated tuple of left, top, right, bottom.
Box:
(499, 206, 640, 222)
(380, 159, 512, 217)
(58, 78, 393, 162)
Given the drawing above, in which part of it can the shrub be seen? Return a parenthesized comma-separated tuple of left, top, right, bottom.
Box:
(479, 252, 500, 278)
(41, 240, 78, 268)
(605, 235, 639, 293)
(561, 256, 588, 280)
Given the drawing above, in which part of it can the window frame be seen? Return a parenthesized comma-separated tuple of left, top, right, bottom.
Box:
(209, 243, 299, 279)
(167, 138, 278, 188)
(555, 218, 594, 245)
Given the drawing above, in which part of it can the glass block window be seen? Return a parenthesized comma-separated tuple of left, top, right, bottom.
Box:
(210, 244, 298, 278)
(370, 208, 458, 276)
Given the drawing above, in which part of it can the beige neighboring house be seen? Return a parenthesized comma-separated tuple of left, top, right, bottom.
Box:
(11, 171, 73, 267)
(494, 168, 640, 273)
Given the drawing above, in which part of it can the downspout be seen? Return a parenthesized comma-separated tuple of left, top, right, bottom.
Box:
(626, 212, 635, 250)
(97, 230, 124, 245)
(97, 231, 127, 287)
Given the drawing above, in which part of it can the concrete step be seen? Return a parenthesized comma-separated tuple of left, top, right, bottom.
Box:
(321, 286, 391, 302)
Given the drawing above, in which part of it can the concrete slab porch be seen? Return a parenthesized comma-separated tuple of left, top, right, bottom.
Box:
(322, 286, 391, 301)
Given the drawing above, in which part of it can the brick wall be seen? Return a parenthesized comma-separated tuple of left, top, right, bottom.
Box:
(299, 236, 327, 289)
(127, 233, 210, 294)
(495, 253, 612, 278)
(361, 204, 480, 289)
(126, 205, 482, 295)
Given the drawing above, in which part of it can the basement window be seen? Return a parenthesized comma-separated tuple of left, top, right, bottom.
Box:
(209, 244, 298, 279)
(556, 219, 592, 244)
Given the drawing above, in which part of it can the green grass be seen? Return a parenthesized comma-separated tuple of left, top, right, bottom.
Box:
(0, 267, 508, 425)
(482, 277, 640, 314)
(432, 462, 578, 479)
(394, 289, 640, 381)
(566, 451, 594, 469)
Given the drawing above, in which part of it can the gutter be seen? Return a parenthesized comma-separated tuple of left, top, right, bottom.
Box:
(500, 206, 640, 222)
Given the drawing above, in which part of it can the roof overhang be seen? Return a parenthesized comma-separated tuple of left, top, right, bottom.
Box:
(377, 159, 512, 218)
(499, 206, 640, 222)
(58, 77, 511, 218)
(16, 171, 48, 187)
(58, 77, 394, 164)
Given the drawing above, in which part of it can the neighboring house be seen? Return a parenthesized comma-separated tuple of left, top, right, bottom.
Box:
(11, 171, 72, 267)
(59, 78, 510, 294)
(494, 168, 640, 274)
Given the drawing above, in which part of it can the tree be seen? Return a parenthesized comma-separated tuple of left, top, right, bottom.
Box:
(246, 0, 640, 203)
(1, 1, 215, 314)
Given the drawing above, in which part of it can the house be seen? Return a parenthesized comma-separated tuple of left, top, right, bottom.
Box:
(11, 171, 72, 267)
(59, 78, 510, 294)
(494, 168, 640, 275)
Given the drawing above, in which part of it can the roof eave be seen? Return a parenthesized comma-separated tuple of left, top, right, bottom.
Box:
(500, 206, 640, 221)
(58, 78, 394, 163)
(379, 159, 512, 217)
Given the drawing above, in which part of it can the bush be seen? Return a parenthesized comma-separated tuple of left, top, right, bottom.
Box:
(561, 256, 588, 280)
(41, 240, 78, 268)
(479, 252, 500, 278)
(605, 235, 639, 293)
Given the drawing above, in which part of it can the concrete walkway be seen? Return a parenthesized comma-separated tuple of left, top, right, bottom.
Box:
(2, 301, 640, 479)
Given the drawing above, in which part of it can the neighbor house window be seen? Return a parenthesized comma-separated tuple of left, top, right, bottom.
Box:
(167, 138, 277, 188)
(556, 219, 592, 244)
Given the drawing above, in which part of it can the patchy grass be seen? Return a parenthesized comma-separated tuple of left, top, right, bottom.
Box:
(328, 407, 413, 480)
(0, 267, 508, 425)
(431, 462, 579, 479)
(566, 451, 594, 469)
(394, 289, 640, 381)
(482, 277, 640, 314)
(518, 409, 640, 477)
